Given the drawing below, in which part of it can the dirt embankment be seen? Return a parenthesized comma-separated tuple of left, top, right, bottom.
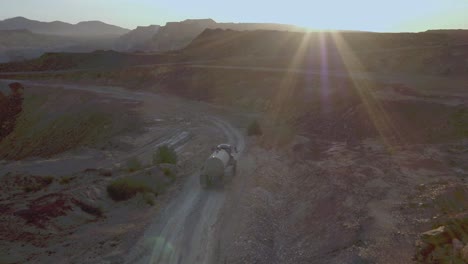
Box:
(0, 82, 143, 160)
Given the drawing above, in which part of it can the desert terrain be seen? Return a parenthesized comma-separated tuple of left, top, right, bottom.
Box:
(0, 27, 467, 264)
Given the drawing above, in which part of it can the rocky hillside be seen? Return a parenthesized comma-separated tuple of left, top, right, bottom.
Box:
(2, 28, 468, 76)
(145, 19, 304, 51)
(114, 25, 160, 51)
(183, 29, 468, 75)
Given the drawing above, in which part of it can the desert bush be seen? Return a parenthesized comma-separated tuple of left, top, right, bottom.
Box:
(59, 176, 75, 185)
(162, 167, 176, 181)
(23, 175, 54, 192)
(153, 145, 177, 165)
(143, 192, 155, 206)
(247, 119, 262, 136)
(23, 184, 42, 193)
(107, 177, 153, 201)
(42, 176, 54, 185)
(127, 157, 142, 172)
(98, 169, 112, 177)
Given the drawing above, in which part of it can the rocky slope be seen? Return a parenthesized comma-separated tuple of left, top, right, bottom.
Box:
(182, 29, 468, 75)
(114, 25, 161, 51)
(144, 18, 304, 51)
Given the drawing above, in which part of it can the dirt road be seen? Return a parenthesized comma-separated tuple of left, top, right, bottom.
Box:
(0, 79, 247, 264)
(123, 117, 245, 264)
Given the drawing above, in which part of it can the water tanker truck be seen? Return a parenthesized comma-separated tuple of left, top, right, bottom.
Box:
(200, 144, 237, 188)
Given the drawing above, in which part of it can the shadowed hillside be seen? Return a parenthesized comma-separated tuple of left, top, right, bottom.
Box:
(3, 28, 467, 76)
(0, 50, 180, 72)
(114, 25, 161, 51)
(183, 29, 468, 75)
(144, 18, 305, 51)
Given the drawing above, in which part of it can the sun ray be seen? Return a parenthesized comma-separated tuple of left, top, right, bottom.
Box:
(329, 32, 402, 149)
(270, 32, 311, 123)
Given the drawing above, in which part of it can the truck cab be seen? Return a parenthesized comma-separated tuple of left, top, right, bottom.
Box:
(215, 144, 237, 156)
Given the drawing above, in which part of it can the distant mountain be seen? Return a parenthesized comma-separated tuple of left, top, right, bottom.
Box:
(145, 19, 305, 51)
(0, 29, 73, 62)
(0, 17, 130, 37)
(114, 25, 160, 51)
(0, 29, 120, 63)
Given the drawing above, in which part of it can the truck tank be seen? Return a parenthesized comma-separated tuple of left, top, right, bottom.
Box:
(200, 149, 230, 187)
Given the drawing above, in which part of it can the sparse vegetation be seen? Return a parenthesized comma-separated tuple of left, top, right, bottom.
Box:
(42, 176, 54, 185)
(22, 175, 54, 192)
(153, 145, 177, 165)
(98, 169, 112, 177)
(23, 184, 42, 193)
(162, 167, 176, 181)
(143, 192, 155, 206)
(247, 119, 262, 136)
(59, 176, 75, 185)
(0, 87, 143, 160)
(127, 157, 142, 172)
(0, 106, 113, 159)
(107, 177, 155, 201)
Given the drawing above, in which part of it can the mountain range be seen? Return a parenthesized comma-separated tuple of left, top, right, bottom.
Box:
(145, 19, 305, 51)
(0, 17, 307, 62)
(114, 25, 161, 51)
(0, 17, 130, 37)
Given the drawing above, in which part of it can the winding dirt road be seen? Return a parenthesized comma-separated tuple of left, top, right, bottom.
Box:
(125, 117, 245, 264)
(0, 79, 247, 264)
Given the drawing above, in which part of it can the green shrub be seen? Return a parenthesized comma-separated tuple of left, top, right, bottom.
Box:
(42, 176, 54, 185)
(23, 184, 42, 193)
(247, 120, 262, 136)
(162, 167, 176, 181)
(59, 176, 75, 185)
(107, 178, 153, 201)
(153, 145, 177, 165)
(127, 157, 142, 172)
(23, 176, 54, 192)
(143, 192, 155, 206)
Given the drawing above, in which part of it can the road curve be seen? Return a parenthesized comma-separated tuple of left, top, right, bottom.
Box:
(125, 117, 245, 264)
(0, 79, 246, 264)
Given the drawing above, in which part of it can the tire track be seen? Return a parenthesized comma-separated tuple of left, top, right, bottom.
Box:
(124, 116, 245, 264)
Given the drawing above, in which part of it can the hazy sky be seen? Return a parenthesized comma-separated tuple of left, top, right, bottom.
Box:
(1, 0, 467, 32)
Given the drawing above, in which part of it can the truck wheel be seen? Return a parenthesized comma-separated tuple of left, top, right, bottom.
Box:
(200, 174, 209, 189)
(207, 175, 214, 188)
